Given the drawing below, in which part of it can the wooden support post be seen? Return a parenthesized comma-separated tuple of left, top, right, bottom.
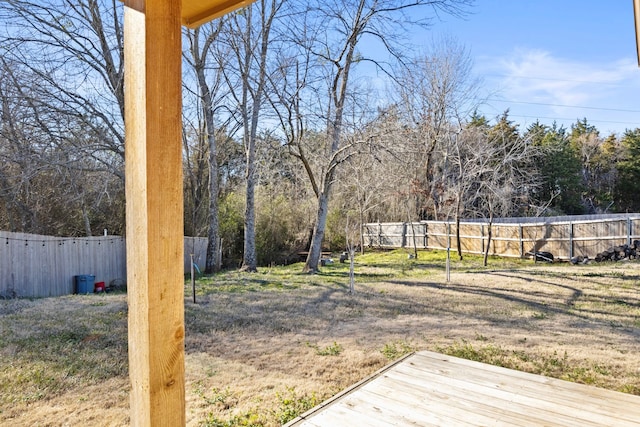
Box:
(569, 222, 574, 259)
(191, 253, 196, 304)
(124, 1, 185, 425)
(423, 222, 428, 249)
(635, 0, 640, 66)
(401, 222, 407, 248)
(519, 223, 524, 259)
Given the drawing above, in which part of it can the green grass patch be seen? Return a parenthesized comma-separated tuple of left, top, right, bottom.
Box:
(437, 340, 509, 366)
(437, 341, 623, 390)
(354, 249, 531, 273)
(307, 341, 343, 356)
(274, 387, 322, 425)
(199, 387, 322, 427)
(381, 340, 417, 360)
(187, 249, 540, 298)
(202, 411, 265, 427)
(193, 273, 303, 294)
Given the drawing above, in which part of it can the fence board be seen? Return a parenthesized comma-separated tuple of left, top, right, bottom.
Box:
(424, 222, 450, 250)
(0, 231, 207, 298)
(457, 223, 482, 254)
(364, 215, 640, 261)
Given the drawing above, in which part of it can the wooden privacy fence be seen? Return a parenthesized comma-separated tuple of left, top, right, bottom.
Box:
(363, 215, 640, 261)
(0, 231, 207, 298)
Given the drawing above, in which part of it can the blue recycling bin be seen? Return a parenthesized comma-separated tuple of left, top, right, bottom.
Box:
(75, 275, 95, 294)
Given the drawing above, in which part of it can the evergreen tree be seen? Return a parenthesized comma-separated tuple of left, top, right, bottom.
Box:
(468, 110, 490, 129)
(615, 128, 640, 212)
(488, 110, 520, 155)
(528, 122, 583, 215)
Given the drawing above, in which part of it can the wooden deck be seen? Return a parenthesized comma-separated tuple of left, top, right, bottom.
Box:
(285, 350, 640, 426)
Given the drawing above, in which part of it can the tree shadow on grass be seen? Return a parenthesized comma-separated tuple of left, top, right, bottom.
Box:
(387, 271, 640, 336)
(316, 269, 393, 281)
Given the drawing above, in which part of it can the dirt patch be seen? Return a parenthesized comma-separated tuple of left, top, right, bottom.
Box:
(1, 256, 639, 425)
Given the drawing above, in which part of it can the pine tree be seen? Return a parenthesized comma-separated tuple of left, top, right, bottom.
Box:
(615, 129, 640, 212)
(528, 122, 583, 215)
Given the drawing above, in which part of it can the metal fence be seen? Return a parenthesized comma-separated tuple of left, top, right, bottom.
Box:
(0, 231, 207, 298)
(363, 214, 640, 260)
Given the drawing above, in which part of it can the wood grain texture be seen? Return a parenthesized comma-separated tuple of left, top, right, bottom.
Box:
(181, 0, 255, 27)
(635, 0, 640, 65)
(124, 1, 185, 425)
(286, 351, 640, 427)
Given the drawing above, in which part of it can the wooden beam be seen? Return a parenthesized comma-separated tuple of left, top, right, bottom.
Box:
(182, 0, 255, 27)
(124, 1, 185, 425)
(635, 0, 640, 66)
(119, 0, 256, 28)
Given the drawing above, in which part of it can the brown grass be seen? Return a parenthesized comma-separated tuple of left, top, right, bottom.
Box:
(1, 250, 639, 426)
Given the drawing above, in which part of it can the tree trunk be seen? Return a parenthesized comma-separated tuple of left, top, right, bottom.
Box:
(359, 205, 365, 256)
(190, 27, 221, 275)
(205, 136, 220, 273)
(304, 191, 330, 273)
(456, 215, 462, 260)
(349, 248, 355, 294)
(483, 218, 493, 267)
(241, 154, 258, 272)
(238, 1, 276, 273)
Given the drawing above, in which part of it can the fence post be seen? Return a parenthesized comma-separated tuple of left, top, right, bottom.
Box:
(628, 217, 632, 246)
(424, 222, 428, 248)
(569, 222, 574, 259)
(446, 221, 451, 282)
(402, 222, 407, 248)
(190, 254, 196, 304)
(519, 223, 524, 258)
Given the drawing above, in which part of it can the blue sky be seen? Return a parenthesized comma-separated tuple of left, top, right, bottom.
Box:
(415, 0, 640, 136)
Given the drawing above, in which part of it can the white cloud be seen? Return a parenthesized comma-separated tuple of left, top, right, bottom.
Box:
(475, 49, 640, 134)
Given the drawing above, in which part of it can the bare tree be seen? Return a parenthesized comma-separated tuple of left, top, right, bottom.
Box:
(443, 125, 493, 260)
(340, 153, 391, 255)
(393, 35, 482, 221)
(281, 0, 472, 273)
(184, 22, 227, 273)
(0, 0, 126, 235)
(464, 119, 540, 266)
(0, 0, 125, 175)
(333, 106, 414, 253)
(219, 0, 284, 272)
(0, 55, 124, 236)
(0, 60, 41, 231)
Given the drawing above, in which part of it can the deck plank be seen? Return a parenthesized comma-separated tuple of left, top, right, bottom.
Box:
(408, 353, 640, 405)
(360, 381, 531, 426)
(394, 354, 640, 422)
(285, 350, 640, 427)
(383, 366, 613, 426)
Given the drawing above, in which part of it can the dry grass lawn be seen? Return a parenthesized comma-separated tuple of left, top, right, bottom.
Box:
(1, 250, 639, 426)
